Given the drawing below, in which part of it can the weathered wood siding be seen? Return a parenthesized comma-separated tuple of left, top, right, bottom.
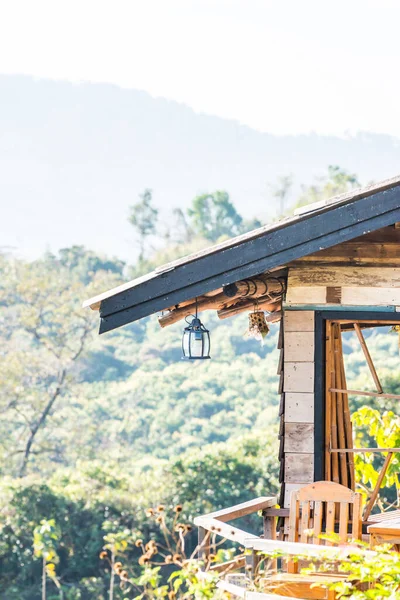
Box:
(286, 227, 400, 308)
(280, 310, 315, 508)
(278, 226, 400, 510)
(286, 266, 400, 307)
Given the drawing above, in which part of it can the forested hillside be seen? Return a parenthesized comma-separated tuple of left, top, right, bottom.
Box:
(1, 168, 400, 598)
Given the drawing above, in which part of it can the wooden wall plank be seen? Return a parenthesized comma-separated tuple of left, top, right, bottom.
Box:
(284, 362, 314, 393)
(277, 349, 284, 374)
(285, 393, 314, 423)
(341, 287, 400, 306)
(285, 453, 314, 483)
(284, 332, 314, 362)
(284, 483, 304, 508)
(284, 423, 314, 453)
(286, 286, 327, 305)
(286, 286, 400, 307)
(290, 239, 400, 267)
(289, 266, 400, 288)
(284, 311, 315, 332)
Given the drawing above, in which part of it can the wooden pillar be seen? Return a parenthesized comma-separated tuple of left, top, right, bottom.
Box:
(281, 310, 315, 508)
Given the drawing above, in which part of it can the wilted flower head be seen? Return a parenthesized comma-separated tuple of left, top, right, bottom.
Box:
(135, 539, 143, 548)
(174, 505, 183, 514)
(99, 551, 108, 560)
(172, 553, 182, 563)
(157, 504, 165, 512)
(145, 540, 157, 552)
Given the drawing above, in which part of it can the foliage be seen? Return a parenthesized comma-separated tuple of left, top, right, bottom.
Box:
(329, 545, 400, 598)
(33, 519, 62, 599)
(0, 429, 277, 598)
(270, 174, 293, 215)
(100, 504, 224, 599)
(128, 189, 159, 261)
(166, 433, 279, 526)
(259, 542, 400, 599)
(0, 252, 121, 476)
(187, 191, 245, 242)
(57, 245, 125, 284)
(0, 251, 281, 474)
(292, 165, 360, 212)
(352, 407, 400, 508)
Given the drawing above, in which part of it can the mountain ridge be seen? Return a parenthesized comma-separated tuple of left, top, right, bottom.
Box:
(1, 74, 400, 261)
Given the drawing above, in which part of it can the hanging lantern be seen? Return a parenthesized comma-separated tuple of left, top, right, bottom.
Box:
(245, 308, 270, 343)
(182, 300, 211, 360)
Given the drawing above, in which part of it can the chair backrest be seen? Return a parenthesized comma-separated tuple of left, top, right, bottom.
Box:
(288, 481, 363, 546)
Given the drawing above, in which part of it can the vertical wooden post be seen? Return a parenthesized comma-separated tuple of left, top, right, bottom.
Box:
(338, 329, 355, 490)
(263, 513, 277, 572)
(245, 550, 260, 582)
(330, 325, 339, 483)
(334, 333, 348, 487)
(197, 527, 210, 563)
(325, 321, 333, 481)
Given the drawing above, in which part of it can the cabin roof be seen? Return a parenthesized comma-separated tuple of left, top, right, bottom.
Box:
(84, 174, 400, 333)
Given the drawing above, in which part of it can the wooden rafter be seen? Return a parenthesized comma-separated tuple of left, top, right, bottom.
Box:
(353, 323, 383, 393)
(330, 448, 400, 453)
(330, 388, 400, 400)
(158, 275, 285, 327)
(363, 452, 394, 522)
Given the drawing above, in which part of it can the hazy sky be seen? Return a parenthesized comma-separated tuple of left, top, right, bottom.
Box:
(1, 0, 400, 138)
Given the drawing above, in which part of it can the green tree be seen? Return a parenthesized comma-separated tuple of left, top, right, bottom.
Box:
(128, 189, 159, 261)
(293, 165, 360, 212)
(167, 207, 192, 244)
(270, 174, 293, 216)
(56, 246, 125, 284)
(187, 191, 244, 242)
(0, 253, 121, 477)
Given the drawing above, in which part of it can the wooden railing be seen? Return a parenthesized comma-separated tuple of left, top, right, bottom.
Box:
(193, 496, 277, 595)
(198, 532, 376, 599)
(194, 496, 277, 549)
(193, 496, 379, 599)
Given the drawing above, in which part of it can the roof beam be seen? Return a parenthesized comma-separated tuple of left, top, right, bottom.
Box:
(99, 187, 400, 333)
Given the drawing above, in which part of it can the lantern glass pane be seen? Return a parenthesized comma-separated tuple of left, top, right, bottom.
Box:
(190, 331, 204, 358)
(203, 332, 210, 357)
(182, 330, 191, 356)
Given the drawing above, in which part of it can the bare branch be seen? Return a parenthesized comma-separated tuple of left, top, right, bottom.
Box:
(19, 369, 66, 477)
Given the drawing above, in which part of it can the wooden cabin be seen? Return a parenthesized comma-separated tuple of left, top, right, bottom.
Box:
(85, 176, 400, 564)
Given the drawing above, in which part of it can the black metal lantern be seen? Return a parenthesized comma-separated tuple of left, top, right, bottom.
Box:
(182, 301, 211, 360)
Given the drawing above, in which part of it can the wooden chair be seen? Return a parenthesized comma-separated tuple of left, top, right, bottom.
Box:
(263, 481, 363, 599)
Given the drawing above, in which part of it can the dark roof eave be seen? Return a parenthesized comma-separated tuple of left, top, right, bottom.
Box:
(97, 182, 400, 333)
